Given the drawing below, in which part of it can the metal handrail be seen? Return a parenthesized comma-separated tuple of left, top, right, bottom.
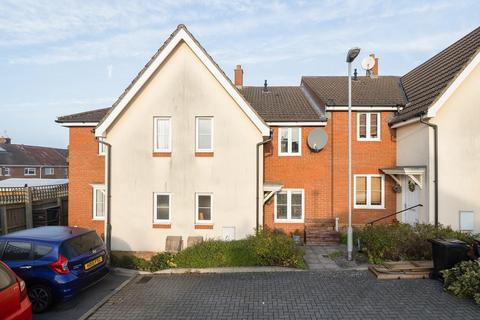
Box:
(367, 204, 423, 225)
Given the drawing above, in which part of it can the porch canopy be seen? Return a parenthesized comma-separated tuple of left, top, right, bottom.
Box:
(380, 166, 426, 189)
(263, 181, 283, 204)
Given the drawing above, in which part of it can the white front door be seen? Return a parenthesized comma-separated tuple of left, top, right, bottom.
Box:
(403, 177, 420, 225)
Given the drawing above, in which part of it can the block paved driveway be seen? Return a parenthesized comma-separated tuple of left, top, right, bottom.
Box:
(87, 271, 479, 320)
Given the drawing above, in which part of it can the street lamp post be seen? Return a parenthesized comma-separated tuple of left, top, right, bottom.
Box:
(346, 47, 360, 261)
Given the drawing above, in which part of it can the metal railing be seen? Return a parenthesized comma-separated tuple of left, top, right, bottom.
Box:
(367, 204, 423, 225)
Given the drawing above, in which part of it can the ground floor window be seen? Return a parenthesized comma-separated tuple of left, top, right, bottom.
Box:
(196, 193, 213, 224)
(92, 185, 106, 220)
(275, 189, 304, 222)
(24, 167, 36, 176)
(354, 174, 384, 208)
(45, 167, 54, 175)
(154, 193, 171, 223)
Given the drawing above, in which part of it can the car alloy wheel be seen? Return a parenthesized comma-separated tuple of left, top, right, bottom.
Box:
(29, 285, 52, 313)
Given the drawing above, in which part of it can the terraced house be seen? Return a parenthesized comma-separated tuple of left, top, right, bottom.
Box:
(57, 25, 480, 255)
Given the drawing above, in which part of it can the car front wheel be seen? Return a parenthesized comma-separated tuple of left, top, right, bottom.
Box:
(28, 284, 53, 313)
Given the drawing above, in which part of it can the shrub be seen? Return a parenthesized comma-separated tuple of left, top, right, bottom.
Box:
(442, 260, 480, 304)
(151, 252, 177, 270)
(359, 223, 478, 263)
(248, 228, 305, 268)
(111, 254, 153, 271)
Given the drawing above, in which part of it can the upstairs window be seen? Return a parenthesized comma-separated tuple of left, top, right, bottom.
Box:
(275, 189, 304, 222)
(3, 168, 10, 176)
(98, 138, 106, 155)
(24, 168, 36, 176)
(196, 117, 213, 152)
(154, 117, 172, 152)
(278, 128, 301, 156)
(357, 113, 380, 141)
(45, 168, 54, 176)
(354, 174, 384, 209)
(93, 185, 106, 220)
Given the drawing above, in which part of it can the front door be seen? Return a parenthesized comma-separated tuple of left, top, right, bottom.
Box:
(403, 177, 420, 225)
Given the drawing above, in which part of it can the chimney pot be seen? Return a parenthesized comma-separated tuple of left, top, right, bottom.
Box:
(369, 53, 379, 77)
(0, 136, 11, 144)
(234, 65, 243, 89)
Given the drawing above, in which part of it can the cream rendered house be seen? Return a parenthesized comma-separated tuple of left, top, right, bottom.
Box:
(388, 27, 480, 233)
(93, 25, 270, 252)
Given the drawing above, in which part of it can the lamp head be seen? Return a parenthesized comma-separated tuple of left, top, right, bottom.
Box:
(346, 47, 361, 63)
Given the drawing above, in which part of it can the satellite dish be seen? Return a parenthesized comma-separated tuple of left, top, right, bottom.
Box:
(361, 56, 376, 71)
(307, 128, 328, 152)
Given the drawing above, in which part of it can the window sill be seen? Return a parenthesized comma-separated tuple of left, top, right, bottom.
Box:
(274, 219, 304, 224)
(357, 138, 381, 142)
(278, 153, 301, 157)
(354, 206, 385, 210)
(195, 224, 213, 229)
(153, 223, 172, 229)
(153, 152, 172, 157)
(92, 217, 105, 221)
(195, 152, 214, 157)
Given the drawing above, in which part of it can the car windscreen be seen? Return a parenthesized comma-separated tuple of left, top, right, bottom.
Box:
(60, 232, 104, 259)
(0, 263, 15, 291)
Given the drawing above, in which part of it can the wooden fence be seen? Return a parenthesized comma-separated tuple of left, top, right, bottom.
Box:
(0, 184, 68, 235)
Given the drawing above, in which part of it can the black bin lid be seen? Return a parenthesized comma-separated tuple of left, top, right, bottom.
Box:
(430, 238, 467, 247)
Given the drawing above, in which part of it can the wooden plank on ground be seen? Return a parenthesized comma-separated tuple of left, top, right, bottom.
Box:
(369, 265, 430, 280)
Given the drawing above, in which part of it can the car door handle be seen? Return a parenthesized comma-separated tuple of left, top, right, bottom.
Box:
(19, 265, 32, 269)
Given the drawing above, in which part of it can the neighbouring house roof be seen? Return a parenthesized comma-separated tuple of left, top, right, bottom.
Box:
(301, 76, 406, 107)
(92, 24, 269, 136)
(240, 86, 325, 122)
(391, 26, 480, 124)
(0, 144, 67, 166)
(56, 107, 110, 124)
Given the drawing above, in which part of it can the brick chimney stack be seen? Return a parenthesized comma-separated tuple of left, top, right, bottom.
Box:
(370, 53, 379, 77)
(0, 136, 11, 144)
(234, 65, 243, 89)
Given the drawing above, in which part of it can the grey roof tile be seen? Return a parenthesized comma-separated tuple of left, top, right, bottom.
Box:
(0, 144, 67, 166)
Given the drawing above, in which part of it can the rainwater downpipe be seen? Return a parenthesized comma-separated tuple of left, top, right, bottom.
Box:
(97, 138, 112, 258)
(420, 115, 438, 226)
(256, 132, 272, 232)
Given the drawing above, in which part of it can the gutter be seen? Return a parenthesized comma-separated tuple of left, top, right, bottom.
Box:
(256, 132, 273, 231)
(420, 115, 438, 226)
(97, 138, 112, 259)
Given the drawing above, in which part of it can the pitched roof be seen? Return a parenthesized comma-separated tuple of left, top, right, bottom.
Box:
(240, 86, 325, 122)
(0, 144, 67, 166)
(56, 107, 110, 124)
(391, 26, 480, 124)
(93, 24, 269, 136)
(301, 76, 406, 107)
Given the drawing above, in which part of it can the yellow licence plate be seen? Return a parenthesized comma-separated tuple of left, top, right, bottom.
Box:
(84, 256, 103, 270)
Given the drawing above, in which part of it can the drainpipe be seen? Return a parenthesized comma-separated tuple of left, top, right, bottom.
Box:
(97, 138, 112, 258)
(256, 132, 272, 232)
(420, 115, 438, 226)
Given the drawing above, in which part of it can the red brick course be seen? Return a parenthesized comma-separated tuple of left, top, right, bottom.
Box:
(263, 111, 396, 235)
(68, 127, 105, 237)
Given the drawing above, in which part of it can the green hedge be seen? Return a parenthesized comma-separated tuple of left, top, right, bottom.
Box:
(442, 260, 480, 305)
(112, 228, 305, 271)
(359, 223, 477, 264)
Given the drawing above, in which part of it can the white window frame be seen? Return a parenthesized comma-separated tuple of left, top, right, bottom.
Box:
(354, 174, 385, 209)
(24, 168, 36, 176)
(44, 167, 55, 176)
(3, 167, 10, 176)
(98, 138, 106, 156)
(195, 193, 213, 224)
(92, 185, 106, 220)
(153, 117, 172, 152)
(278, 127, 302, 156)
(274, 189, 305, 223)
(357, 112, 381, 141)
(195, 117, 214, 152)
(153, 192, 171, 223)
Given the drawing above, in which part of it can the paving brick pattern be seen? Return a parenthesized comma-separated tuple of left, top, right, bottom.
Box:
(88, 271, 479, 319)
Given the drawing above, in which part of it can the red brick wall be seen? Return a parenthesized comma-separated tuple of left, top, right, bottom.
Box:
(263, 111, 396, 235)
(68, 127, 105, 237)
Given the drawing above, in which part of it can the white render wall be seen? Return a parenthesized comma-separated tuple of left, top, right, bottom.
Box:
(432, 62, 480, 233)
(105, 42, 264, 252)
(395, 122, 431, 224)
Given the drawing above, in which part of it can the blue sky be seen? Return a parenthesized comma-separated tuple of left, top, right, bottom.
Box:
(0, 0, 479, 148)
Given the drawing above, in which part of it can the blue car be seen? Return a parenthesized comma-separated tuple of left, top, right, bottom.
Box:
(0, 226, 109, 313)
